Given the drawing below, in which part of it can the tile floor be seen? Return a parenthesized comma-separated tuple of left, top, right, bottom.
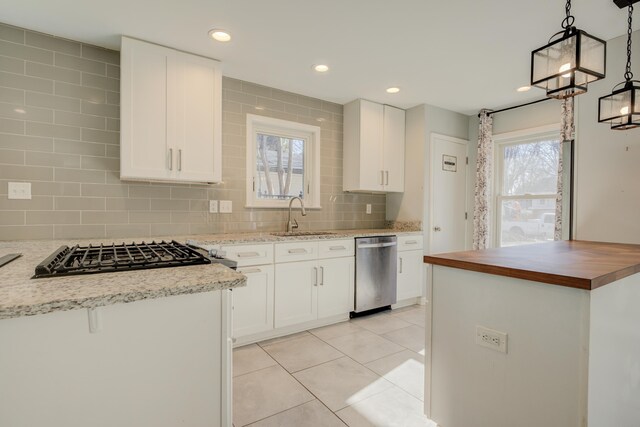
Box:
(233, 304, 436, 427)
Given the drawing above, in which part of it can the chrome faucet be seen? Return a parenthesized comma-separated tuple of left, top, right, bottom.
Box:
(287, 197, 307, 232)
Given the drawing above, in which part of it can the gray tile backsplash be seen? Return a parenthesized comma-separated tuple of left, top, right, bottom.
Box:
(0, 23, 386, 241)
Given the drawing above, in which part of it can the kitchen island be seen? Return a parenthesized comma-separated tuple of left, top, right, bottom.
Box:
(0, 238, 245, 427)
(424, 240, 640, 427)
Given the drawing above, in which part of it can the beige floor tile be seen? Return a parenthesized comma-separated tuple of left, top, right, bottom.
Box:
(326, 330, 405, 364)
(365, 350, 425, 400)
(310, 321, 364, 341)
(258, 331, 311, 347)
(390, 307, 426, 327)
(247, 400, 346, 427)
(233, 344, 278, 377)
(335, 386, 436, 427)
(261, 334, 344, 373)
(234, 365, 314, 427)
(382, 325, 426, 353)
(293, 357, 393, 411)
(351, 312, 412, 335)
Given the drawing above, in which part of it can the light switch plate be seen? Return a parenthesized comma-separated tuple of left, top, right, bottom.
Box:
(209, 200, 218, 213)
(366, 204, 372, 214)
(8, 182, 31, 200)
(219, 200, 232, 213)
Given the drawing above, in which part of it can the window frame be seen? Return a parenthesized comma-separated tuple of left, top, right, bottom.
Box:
(493, 123, 561, 248)
(245, 114, 321, 209)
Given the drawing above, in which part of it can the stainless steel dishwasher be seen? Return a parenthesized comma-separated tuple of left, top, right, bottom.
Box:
(353, 235, 397, 314)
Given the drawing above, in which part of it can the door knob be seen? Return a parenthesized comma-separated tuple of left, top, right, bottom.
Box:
(434, 226, 442, 232)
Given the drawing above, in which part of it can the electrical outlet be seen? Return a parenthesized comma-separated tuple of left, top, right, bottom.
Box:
(366, 204, 372, 214)
(476, 326, 508, 354)
(8, 182, 31, 200)
(209, 200, 218, 213)
(219, 200, 232, 213)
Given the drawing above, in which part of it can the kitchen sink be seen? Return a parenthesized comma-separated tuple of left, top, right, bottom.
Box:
(270, 231, 337, 237)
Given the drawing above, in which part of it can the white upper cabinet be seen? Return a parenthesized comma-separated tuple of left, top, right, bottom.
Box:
(120, 37, 222, 184)
(343, 99, 405, 192)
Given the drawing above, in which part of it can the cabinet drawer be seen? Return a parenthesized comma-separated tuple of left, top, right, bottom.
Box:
(398, 235, 423, 251)
(275, 241, 318, 263)
(220, 243, 273, 267)
(318, 239, 355, 259)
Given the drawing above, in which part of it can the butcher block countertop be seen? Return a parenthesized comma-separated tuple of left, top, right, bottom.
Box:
(424, 240, 640, 290)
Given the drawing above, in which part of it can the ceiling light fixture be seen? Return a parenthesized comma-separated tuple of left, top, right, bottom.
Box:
(386, 87, 400, 94)
(530, 0, 606, 99)
(599, 0, 640, 130)
(208, 29, 231, 42)
(517, 86, 531, 92)
(314, 64, 329, 72)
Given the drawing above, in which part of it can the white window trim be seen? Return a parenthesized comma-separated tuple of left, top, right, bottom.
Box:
(492, 123, 560, 247)
(245, 114, 321, 209)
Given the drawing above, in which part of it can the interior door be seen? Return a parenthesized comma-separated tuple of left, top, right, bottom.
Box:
(430, 134, 468, 254)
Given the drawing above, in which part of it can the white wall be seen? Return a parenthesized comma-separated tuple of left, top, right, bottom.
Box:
(574, 31, 640, 244)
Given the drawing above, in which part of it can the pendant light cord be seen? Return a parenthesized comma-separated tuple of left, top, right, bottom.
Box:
(625, 4, 634, 82)
(561, 0, 575, 30)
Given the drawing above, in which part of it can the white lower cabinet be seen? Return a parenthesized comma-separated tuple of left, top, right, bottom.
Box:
(317, 257, 355, 318)
(233, 265, 274, 337)
(274, 260, 318, 328)
(397, 250, 424, 300)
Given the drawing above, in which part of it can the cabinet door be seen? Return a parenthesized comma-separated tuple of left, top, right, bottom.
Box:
(274, 261, 318, 328)
(383, 105, 405, 192)
(317, 257, 354, 319)
(359, 100, 385, 191)
(233, 265, 274, 338)
(120, 37, 172, 181)
(170, 51, 222, 183)
(397, 250, 424, 301)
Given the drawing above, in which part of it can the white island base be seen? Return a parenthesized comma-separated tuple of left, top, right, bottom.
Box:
(426, 266, 640, 427)
(0, 290, 232, 427)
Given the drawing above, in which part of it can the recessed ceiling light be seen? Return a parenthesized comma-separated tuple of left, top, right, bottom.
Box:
(208, 29, 231, 42)
(517, 85, 531, 92)
(386, 87, 400, 94)
(314, 64, 329, 73)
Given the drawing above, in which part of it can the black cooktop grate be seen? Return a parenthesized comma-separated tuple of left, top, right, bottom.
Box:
(33, 240, 210, 278)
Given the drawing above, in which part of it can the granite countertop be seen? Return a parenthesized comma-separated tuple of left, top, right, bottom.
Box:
(0, 238, 246, 320)
(0, 228, 422, 320)
(191, 228, 422, 245)
(424, 240, 640, 290)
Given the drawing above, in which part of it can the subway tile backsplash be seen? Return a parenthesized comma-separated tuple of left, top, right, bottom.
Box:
(0, 23, 386, 241)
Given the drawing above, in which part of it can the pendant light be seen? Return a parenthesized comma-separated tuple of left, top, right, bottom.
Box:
(531, 0, 607, 99)
(599, 1, 640, 130)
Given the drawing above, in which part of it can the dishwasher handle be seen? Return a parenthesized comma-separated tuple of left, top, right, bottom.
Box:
(357, 242, 397, 249)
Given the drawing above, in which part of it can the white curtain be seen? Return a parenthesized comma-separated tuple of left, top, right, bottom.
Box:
(555, 98, 574, 241)
(473, 109, 493, 250)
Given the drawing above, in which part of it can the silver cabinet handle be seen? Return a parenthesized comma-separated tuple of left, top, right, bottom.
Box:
(434, 226, 442, 232)
(178, 149, 182, 171)
(239, 267, 261, 274)
(385, 170, 389, 185)
(313, 267, 318, 286)
(320, 266, 324, 286)
(399, 257, 403, 274)
(405, 240, 418, 245)
(329, 246, 346, 251)
(358, 242, 397, 249)
(288, 248, 308, 254)
(237, 252, 260, 258)
(168, 148, 173, 170)
(380, 170, 384, 185)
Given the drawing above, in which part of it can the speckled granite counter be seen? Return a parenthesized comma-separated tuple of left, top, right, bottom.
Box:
(0, 238, 245, 320)
(190, 228, 422, 245)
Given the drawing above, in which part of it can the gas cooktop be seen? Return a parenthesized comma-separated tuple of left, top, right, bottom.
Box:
(33, 240, 211, 279)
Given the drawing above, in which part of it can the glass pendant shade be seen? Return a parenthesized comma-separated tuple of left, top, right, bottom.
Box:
(531, 28, 607, 99)
(598, 81, 640, 130)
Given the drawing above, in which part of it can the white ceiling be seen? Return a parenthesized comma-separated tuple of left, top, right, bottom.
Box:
(1, 0, 628, 115)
